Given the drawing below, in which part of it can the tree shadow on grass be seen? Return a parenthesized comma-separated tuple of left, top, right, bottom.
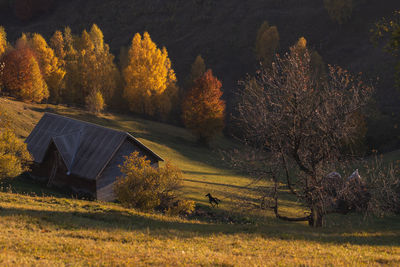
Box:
(0, 174, 70, 198)
(0, 204, 399, 247)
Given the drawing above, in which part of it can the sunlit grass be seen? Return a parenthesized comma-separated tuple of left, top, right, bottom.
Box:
(0, 97, 399, 266)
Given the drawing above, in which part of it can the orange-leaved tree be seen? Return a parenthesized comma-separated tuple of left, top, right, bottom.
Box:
(182, 69, 225, 145)
(123, 32, 177, 119)
(2, 44, 48, 102)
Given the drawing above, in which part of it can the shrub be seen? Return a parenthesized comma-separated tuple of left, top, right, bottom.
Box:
(0, 111, 32, 179)
(85, 90, 105, 114)
(365, 155, 400, 215)
(114, 152, 193, 215)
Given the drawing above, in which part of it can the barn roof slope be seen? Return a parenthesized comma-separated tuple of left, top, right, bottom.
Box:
(25, 113, 163, 180)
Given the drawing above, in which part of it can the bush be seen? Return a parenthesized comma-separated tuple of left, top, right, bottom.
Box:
(365, 155, 400, 215)
(85, 90, 105, 114)
(114, 152, 193, 215)
(0, 111, 32, 179)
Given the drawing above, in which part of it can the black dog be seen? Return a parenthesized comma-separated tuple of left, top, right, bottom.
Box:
(205, 193, 221, 207)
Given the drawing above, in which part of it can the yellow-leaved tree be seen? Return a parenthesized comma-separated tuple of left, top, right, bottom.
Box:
(29, 33, 66, 103)
(123, 32, 177, 119)
(77, 25, 118, 106)
(61, 27, 80, 104)
(255, 21, 280, 67)
(294, 37, 327, 82)
(0, 26, 6, 57)
(50, 30, 66, 62)
(0, 26, 6, 90)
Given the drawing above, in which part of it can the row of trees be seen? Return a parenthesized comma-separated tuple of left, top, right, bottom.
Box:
(0, 25, 227, 144)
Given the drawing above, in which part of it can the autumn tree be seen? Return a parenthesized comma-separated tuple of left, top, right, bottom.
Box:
(76, 25, 118, 105)
(324, 0, 353, 24)
(60, 27, 80, 103)
(371, 11, 400, 89)
(186, 55, 206, 89)
(0, 26, 6, 57)
(233, 44, 373, 227)
(0, 27, 6, 90)
(292, 37, 327, 83)
(123, 32, 178, 119)
(50, 30, 66, 61)
(27, 33, 66, 103)
(255, 21, 280, 67)
(182, 70, 225, 145)
(2, 45, 49, 102)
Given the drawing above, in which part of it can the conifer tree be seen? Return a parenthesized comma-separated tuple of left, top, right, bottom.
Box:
(123, 32, 177, 118)
(190, 55, 206, 84)
(255, 21, 280, 67)
(182, 70, 225, 145)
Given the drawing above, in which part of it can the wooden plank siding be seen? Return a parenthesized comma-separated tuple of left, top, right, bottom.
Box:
(31, 143, 96, 197)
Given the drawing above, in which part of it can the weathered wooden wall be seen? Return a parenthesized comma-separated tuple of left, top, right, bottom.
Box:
(96, 139, 159, 201)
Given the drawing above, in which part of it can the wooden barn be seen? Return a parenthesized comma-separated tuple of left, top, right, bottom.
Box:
(25, 113, 163, 201)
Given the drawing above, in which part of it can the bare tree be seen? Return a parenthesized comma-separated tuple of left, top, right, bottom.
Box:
(233, 45, 373, 227)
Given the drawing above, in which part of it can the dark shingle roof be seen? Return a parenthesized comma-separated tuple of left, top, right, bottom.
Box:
(25, 113, 163, 180)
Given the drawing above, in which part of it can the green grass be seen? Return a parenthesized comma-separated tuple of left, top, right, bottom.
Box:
(0, 98, 399, 266)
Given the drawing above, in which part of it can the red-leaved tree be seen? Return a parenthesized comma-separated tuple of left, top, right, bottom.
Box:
(182, 69, 225, 145)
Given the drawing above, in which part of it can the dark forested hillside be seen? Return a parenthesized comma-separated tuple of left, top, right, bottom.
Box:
(0, 0, 399, 148)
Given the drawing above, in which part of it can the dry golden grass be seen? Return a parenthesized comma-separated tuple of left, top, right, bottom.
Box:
(0, 192, 399, 266)
(0, 98, 399, 266)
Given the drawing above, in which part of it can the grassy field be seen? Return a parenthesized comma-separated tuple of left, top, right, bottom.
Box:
(0, 98, 399, 266)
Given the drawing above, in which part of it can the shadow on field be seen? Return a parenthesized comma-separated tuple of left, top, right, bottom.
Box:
(1, 204, 399, 247)
(184, 178, 252, 190)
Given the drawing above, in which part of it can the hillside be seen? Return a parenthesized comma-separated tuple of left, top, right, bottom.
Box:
(0, 0, 398, 105)
(0, 97, 266, 209)
(0, 98, 399, 266)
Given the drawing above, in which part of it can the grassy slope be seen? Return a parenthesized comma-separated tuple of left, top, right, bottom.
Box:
(0, 98, 399, 266)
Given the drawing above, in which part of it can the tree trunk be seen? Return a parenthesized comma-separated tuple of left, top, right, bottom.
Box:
(309, 207, 324, 227)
